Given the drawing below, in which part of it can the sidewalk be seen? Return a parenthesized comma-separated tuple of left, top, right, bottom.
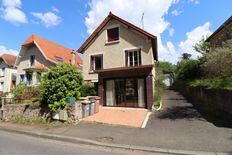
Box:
(0, 90, 232, 154)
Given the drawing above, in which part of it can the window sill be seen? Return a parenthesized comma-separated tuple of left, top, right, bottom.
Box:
(105, 40, 120, 45)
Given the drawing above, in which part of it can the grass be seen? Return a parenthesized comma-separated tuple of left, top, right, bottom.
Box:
(189, 76, 232, 89)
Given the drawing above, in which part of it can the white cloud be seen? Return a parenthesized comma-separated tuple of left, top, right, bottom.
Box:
(171, 9, 182, 16)
(0, 45, 18, 55)
(178, 22, 211, 60)
(188, 0, 199, 5)
(168, 27, 175, 37)
(85, 0, 178, 35)
(31, 11, 62, 28)
(51, 6, 59, 13)
(0, 0, 27, 24)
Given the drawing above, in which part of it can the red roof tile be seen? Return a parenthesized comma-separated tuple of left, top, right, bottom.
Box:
(0, 54, 17, 67)
(22, 34, 82, 67)
(77, 12, 157, 53)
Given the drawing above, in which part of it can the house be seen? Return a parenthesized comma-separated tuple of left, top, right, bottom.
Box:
(15, 34, 83, 85)
(0, 54, 17, 93)
(77, 12, 158, 110)
(206, 16, 232, 49)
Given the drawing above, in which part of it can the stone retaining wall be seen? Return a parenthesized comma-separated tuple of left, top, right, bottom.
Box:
(2, 103, 50, 121)
(177, 85, 232, 119)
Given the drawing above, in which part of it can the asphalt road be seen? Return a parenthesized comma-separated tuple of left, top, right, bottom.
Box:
(0, 131, 116, 155)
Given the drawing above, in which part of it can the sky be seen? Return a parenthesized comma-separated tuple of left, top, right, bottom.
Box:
(0, 0, 231, 64)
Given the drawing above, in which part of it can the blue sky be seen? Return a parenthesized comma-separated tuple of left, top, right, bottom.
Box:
(0, 0, 231, 63)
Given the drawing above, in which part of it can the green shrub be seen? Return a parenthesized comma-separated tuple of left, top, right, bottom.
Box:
(11, 83, 26, 100)
(175, 59, 201, 80)
(80, 83, 96, 97)
(190, 76, 232, 89)
(11, 84, 41, 102)
(41, 63, 83, 113)
(201, 39, 232, 77)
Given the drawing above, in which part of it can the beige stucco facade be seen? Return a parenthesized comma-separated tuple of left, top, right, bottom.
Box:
(82, 19, 155, 82)
(16, 45, 55, 85)
(0, 61, 17, 93)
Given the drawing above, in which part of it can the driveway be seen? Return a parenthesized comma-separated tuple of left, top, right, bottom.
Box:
(142, 89, 232, 152)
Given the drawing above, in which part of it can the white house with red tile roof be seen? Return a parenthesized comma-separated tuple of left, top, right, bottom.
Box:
(15, 34, 83, 85)
(0, 54, 17, 93)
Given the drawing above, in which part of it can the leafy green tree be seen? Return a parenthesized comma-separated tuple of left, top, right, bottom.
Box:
(41, 63, 83, 113)
(193, 37, 210, 55)
(202, 39, 232, 77)
(156, 61, 175, 73)
(181, 53, 192, 60)
(175, 59, 201, 80)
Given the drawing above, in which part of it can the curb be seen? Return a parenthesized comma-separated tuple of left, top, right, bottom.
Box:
(0, 126, 229, 155)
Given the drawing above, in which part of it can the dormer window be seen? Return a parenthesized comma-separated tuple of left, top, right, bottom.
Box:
(29, 55, 35, 66)
(107, 27, 119, 42)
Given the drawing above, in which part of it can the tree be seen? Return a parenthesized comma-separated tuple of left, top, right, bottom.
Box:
(193, 37, 210, 55)
(41, 63, 83, 112)
(181, 53, 192, 60)
(201, 39, 232, 77)
(156, 61, 175, 73)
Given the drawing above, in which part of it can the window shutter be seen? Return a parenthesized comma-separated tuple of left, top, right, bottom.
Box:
(101, 54, 103, 69)
(90, 56, 94, 71)
(139, 49, 141, 65)
(125, 51, 128, 67)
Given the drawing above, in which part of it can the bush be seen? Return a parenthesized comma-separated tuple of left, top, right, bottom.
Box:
(175, 59, 201, 80)
(190, 76, 232, 89)
(41, 63, 83, 113)
(201, 39, 232, 77)
(11, 84, 41, 101)
(80, 83, 96, 97)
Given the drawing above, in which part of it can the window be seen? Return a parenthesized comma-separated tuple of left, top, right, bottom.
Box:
(20, 74, 25, 83)
(125, 49, 141, 67)
(29, 55, 35, 66)
(26, 73, 32, 85)
(55, 56, 64, 62)
(0, 82, 4, 91)
(1, 68, 5, 76)
(90, 55, 103, 71)
(107, 27, 119, 42)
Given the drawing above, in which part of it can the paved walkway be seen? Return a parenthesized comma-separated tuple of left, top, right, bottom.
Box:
(1, 90, 232, 153)
(84, 106, 148, 127)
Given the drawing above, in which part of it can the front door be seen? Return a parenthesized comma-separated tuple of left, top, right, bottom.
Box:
(106, 78, 145, 108)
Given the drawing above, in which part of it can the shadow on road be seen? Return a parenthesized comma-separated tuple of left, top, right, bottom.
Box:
(157, 89, 232, 128)
(157, 105, 205, 121)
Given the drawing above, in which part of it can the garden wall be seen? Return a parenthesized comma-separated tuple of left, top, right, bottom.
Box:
(2, 103, 50, 121)
(1, 102, 83, 123)
(178, 86, 232, 119)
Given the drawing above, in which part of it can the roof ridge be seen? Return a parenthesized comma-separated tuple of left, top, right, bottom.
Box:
(77, 12, 156, 53)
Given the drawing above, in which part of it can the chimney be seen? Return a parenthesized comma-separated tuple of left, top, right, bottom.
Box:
(71, 50, 76, 65)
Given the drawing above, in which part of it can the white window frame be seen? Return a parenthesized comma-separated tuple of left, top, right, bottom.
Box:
(89, 52, 104, 72)
(124, 46, 143, 67)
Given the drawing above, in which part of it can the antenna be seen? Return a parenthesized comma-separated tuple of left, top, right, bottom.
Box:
(141, 12, 144, 30)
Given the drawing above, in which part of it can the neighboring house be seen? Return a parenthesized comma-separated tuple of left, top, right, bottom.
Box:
(77, 12, 158, 110)
(163, 73, 174, 87)
(206, 16, 232, 49)
(0, 54, 17, 93)
(15, 34, 82, 85)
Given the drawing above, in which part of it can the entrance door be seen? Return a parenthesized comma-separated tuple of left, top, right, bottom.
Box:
(106, 78, 145, 108)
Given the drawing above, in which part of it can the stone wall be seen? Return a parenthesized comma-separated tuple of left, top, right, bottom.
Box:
(2, 103, 50, 121)
(178, 86, 232, 119)
(1, 101, 83, 123)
